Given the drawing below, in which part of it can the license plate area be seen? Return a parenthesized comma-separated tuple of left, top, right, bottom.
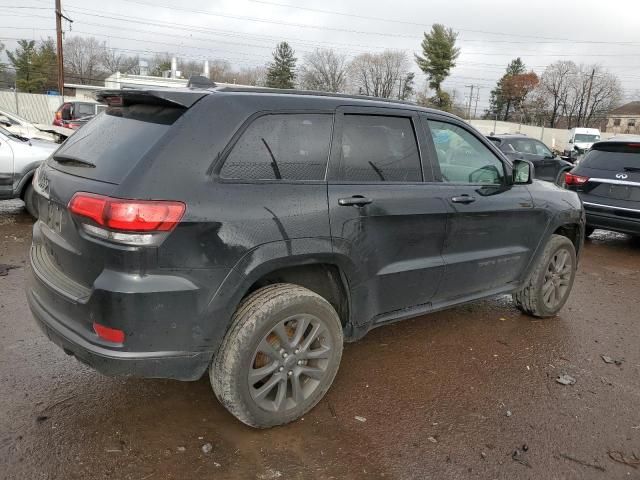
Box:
(45, 202, 64, 233)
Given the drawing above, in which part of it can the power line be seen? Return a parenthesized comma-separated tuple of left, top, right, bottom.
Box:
(247, 0, 640, 45)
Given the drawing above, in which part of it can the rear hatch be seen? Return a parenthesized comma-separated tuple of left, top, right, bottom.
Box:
(32, 89, 206, 299)
(572, 140, 640, 214)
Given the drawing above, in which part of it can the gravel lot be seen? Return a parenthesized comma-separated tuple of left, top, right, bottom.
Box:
(1, 199, 639, 479)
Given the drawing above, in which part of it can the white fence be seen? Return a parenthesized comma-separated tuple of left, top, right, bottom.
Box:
(468, 119, 615, 151)
(0, 91, 81, 125)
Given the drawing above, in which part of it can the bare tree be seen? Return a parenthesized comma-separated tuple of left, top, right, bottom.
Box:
(348, 50, 412, 99)
(147, 53, 172, 77)
(537, 60, 575, 127)
(64, 36, 107, 84)
(101, 49, 139, 75)
(299, 49, 347, 92)
(178, 59, 205, 78)
(561, 65, 622, 128)
(209, 59, 232, 82)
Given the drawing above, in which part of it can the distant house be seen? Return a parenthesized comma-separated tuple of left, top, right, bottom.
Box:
(606, 101, 640, 134)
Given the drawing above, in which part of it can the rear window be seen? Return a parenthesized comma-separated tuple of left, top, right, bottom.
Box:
(74, 103, 96, 118)
(581, 144, 640, 170)
(50, 104, 184, 184)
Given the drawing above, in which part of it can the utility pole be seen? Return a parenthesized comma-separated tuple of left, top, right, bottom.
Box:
(465, 84, 474, 120)
(473, 87, 481, 119)
(583, 68, 596, 127)
(55, 0, 73, 96)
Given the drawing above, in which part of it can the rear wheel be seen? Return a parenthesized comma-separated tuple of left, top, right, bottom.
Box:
(23, 183, 38, 219)
(211, 284, 343, 428)
(513, 234, 577, 318)
(584, 226, 595, 238)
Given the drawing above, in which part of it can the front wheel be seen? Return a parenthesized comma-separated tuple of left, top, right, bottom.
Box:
(211, 284, 343, 428)
(513, 234, 577, 318)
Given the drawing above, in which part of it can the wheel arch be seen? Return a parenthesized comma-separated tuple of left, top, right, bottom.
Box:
(203, 240, 357, 356)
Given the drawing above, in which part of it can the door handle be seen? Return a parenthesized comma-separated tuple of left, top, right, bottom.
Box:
(451, 195, 476, 204)
(338, 196, 373, 207)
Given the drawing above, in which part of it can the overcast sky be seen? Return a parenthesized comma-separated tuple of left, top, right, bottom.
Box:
(2, 0, 640, 110)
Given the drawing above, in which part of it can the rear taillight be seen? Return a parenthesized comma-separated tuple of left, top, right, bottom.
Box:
(564, 172, 589, 186)
(93, 322, 125, 344)
(68, 192, 185, 245)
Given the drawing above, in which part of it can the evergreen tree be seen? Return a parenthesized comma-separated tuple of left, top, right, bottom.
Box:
(415, 24, 460, 108)
(266, 42, 297, 89)
(486, 58, 527, 120)
(7, 39, 57, 93)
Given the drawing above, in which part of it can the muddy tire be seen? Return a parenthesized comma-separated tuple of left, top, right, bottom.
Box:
(211, 283, 343, 428)
(23, 183, 38, 219)
(513, 234, 577, 318)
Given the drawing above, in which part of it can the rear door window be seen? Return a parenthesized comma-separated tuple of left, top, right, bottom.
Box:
(337, 114, 421, 182)
(221, 114, 332, 181)
(50, 103, 185, 184)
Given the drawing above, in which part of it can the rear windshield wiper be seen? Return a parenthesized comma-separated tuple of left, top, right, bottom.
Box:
(368, 161, 386, 181)
(261, 138, 282, 180)
(623, 166, 640, 172)
(53, 155, 96, 168)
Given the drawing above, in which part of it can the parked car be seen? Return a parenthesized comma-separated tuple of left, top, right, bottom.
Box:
(0, 108, 58, 142)
(488, 134, 573, 184)
(53, 101, 106, 129)
(27, 87, 585, 428)
(0, 126, 58, 217)
(564, 136, 640, 237)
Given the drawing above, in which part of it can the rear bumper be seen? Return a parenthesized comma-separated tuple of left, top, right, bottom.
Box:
(25, 234, 222, 381)
(27, 285, 212, 380)
(28, 287, 211, 380)
(584, 202, 640, 235)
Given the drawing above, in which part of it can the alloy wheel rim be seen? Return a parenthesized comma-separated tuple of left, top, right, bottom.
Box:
(248, 314, 332, 412)
(542, 248, 573, 309)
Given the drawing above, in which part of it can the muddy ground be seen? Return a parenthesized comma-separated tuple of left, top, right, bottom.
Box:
(1, 199, 639, 480)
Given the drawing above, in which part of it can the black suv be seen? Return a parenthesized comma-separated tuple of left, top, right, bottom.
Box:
(565, 136, 640, 237)
(27, 87, 584, 428)
(488, 134, 573, 184)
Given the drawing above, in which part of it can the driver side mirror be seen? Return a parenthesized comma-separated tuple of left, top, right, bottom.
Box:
(0, 116, 11, 127)
(568, 139, 573, 144)
(513, 159, 534, 184)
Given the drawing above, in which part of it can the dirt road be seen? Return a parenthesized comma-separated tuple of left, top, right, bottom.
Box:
(1, 200, 639, 479)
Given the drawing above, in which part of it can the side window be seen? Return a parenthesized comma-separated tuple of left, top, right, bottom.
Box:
(221, 114, 332, 181)
(61, 104, 72, 120)
(428, 120, 505, 185)
(338, 114, 421, 182)
(534, 141, 552, 157)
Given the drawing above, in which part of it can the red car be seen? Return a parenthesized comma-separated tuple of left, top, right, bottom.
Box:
(53, 101, 106, 129)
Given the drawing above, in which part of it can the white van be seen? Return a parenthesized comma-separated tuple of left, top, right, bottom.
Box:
(563, 127, 601, 156)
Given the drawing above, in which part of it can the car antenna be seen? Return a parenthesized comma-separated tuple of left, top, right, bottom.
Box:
(187, 75, 216, 89)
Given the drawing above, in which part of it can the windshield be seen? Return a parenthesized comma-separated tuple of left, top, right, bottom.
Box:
(574, 134, 600, 143)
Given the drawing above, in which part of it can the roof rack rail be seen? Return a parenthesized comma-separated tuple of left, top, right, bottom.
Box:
(214, 86, 417, 106)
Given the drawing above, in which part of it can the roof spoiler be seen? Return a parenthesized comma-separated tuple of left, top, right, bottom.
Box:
(96, 89, 209, 108)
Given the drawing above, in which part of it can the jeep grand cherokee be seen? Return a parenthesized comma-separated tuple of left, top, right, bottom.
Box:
(27, 87, 584, 428)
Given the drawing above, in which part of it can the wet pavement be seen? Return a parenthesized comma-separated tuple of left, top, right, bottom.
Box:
(1, 198, 639, 479)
